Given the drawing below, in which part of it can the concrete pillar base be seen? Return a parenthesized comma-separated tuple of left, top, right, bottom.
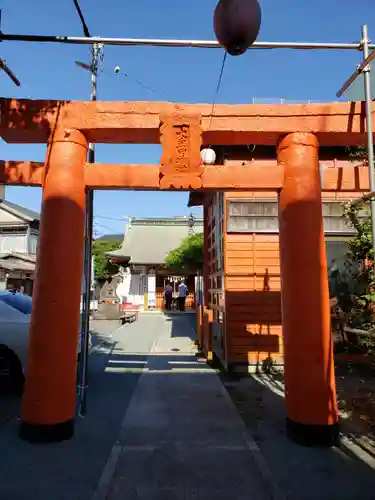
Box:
(19, 419, 74, 444)
(286, 418, 340, 448)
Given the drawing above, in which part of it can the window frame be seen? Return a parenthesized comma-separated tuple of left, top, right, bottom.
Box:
(226, 199, 358, 235)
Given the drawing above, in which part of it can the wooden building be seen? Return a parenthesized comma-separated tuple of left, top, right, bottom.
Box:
(190, 147, 359, 373)
(0, 200, 40, 295)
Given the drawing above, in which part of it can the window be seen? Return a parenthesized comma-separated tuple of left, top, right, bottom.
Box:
(227, 201, 279, 233)
(215, 193, 224, 271)
(0, 226, 27, 234)
(227, 200, 357, 235)
(28, 233, 39, 254)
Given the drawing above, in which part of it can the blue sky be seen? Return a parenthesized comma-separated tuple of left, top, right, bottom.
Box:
(1, 0, 374, 236)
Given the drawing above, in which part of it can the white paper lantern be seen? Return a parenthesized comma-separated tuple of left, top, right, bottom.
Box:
(200, 148, 216, 165)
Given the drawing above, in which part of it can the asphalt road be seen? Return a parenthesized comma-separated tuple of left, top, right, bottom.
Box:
(0, 318, 157, 500)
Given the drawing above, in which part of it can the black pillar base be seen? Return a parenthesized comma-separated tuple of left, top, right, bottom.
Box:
(19, 419, 74, 444)
(286, 418, 340, 447)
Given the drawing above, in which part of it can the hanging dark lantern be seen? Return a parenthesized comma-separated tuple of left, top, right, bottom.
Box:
(213, 0, 262, 56)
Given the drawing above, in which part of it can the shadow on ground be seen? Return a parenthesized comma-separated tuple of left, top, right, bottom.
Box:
(0, 319, 147, 500)
(0, 314, 200, 500)
(163, 311, 197, 342)
(2, 312, 375, 500)
(219, 366, 375, 500)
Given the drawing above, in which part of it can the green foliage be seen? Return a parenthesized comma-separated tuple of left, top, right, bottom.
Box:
(329, 203, 375, 337)
(165, 232, 204, 271)
(345, 145, 369, 164)
(344, 202, 373, 261)
(93, 238, 122, 279)
(343, 202, 375, 317)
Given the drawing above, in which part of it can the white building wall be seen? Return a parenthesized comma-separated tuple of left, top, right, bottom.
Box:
(0, 234, 28, 253)
(0, 210, 24, 224)
(115, 270, 147, 306)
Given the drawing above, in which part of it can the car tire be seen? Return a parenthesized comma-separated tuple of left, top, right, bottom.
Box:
(0, 347, 25, 396)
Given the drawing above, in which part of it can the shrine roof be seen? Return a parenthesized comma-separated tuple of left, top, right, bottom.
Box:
(107, 217, 204, 265)
(0, 200, 40, 222)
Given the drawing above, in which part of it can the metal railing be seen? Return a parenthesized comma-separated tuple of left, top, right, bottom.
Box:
(251, 97, 322, 105)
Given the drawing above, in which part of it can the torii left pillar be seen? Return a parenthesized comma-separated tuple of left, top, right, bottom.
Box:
(19, 128, 87, 443)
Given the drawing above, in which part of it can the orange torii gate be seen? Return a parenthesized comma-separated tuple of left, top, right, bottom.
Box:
(0, 97, 373, 446)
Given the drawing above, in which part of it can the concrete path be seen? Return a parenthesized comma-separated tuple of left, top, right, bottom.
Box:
(94, 314, 276, 500)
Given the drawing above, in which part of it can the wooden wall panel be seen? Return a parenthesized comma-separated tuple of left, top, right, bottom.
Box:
(224, 190, 277, 200)
(221, 186, 364, 370)
(231, 190, 361, 201)
(205, 194, 226, 362)
(224, 192, 283, 369)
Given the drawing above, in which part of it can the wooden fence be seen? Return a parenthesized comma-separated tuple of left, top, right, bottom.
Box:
(155, 293, 196, 310)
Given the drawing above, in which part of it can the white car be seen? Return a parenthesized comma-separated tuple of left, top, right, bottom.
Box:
(0, 292, 92, 396)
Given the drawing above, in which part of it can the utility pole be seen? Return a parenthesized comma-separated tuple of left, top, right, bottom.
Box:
(77, 42, 103, 417)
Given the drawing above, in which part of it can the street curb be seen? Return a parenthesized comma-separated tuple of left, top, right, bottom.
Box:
(91, 442, 122, 500)
(216, 378, 287, 500)
(90, 337, 158, 500)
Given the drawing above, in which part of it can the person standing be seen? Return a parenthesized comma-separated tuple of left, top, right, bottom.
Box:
(164, 281, 173, 310)
(177, 281, 188, 311)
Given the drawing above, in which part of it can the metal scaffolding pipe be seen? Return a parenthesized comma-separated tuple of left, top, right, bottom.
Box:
(351, 190, 375, 206)
(1, 32, 375, 50)
(361, 25, 375, 255)
(337, 48, 375, 97)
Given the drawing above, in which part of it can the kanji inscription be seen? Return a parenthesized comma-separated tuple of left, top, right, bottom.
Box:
(159, 113, 202, 189)
(175, 125, 189, 172)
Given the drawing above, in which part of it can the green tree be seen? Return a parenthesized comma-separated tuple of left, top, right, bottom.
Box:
(93, 238, 122, 279)
(344, 202, 373, 262)
(165, 232, 204, 271)
(334, 202, 375, 330)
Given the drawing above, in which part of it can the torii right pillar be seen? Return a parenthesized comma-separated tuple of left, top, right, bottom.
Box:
(277, 132, 339, 447)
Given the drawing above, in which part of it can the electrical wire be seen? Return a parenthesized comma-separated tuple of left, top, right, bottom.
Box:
(72, 0, 91, 38)
(93, 221, 120, 234)
(207, 51, 228, 148)
(94, 215, 126, 221)
(101, 66, 165, 99)
(208, 51, 227, 131)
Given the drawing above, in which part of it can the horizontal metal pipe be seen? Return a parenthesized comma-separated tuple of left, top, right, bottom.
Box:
(1, 33, 375, 50)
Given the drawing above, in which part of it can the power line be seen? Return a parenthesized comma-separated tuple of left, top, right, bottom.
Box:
(93, 221, 120, 233)
(208, 51, 227, 132)
(0, 9, 21, 86)
(94, 215, 126, 221)
(0, 58, 20, 86)
(72, 0, 91, 38)
(73, 0, 95, 420)
(71, 1, 162, 99)
(107, 66, 165, 99)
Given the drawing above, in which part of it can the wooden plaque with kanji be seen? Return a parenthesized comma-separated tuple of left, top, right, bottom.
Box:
(159, 113, 203, 189)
